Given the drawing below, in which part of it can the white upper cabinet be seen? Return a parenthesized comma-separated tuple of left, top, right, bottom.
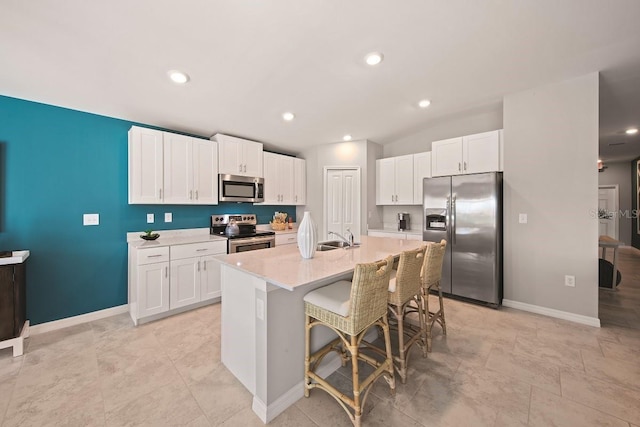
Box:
(462, 130, 501, 174)
(215, 134, 264, 177)
(293, 157, 306, 205)
(129, 126, 218, 205)
(129, 127, 164, 204)
(260, 152, 303, 205)
(413, 151, 432, 204)
(431, 129, 502, 177)
(376, 155, 414, 205)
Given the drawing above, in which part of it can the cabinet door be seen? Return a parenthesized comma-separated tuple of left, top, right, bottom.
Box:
(137, 262, 170, 318)
(129, 126, 164, 204)
(463, 130, 500, 174)
(279, 155, 294, 205)
(193, 138, 218, 204)
(242, 140, 264, 177)
(163, 132, 193, 204)
(293, 158, 306, 205)
(394, 155, 414, 204)
(217, 136, 242, 175)
(200, 255, 221, 301)
(376, 158, 396, 205)
(261, 152, 279, 204)
(170, 258, 201, 309)
(275, 233, 297, 246)
(431, 137, 463, 177)
(413, 152, 431, 204)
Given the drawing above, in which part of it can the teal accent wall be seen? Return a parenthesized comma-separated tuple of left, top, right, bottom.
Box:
(0, 95, 296, 325)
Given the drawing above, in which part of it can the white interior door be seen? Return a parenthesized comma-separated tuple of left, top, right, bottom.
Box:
(325, 168, 361, 241)
(598, 185, 618, 239)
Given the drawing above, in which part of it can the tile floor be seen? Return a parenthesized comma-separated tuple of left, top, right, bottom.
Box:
(1, 247, 639, 426)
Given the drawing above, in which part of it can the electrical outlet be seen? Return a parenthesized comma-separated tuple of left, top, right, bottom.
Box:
(147, 213, 154, 223)
(565, 275, 575, 287)
(83, 213, 99, 226)
(519, 213, 528, 224)
(164, 212, 172, 223)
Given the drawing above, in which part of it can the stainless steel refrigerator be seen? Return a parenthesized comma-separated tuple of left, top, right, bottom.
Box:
(423, 172, 502, 306)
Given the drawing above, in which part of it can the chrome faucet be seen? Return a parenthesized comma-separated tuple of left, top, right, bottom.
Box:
(329, 229, 354, 247)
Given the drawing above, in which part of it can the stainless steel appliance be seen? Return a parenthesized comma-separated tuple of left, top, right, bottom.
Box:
(397, 212, 410, 231)
(219, 174, 264, 203)
(210, 214, 275, 253)
(423, 172, 502, 306)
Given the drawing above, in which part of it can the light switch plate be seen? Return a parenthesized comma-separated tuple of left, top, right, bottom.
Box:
(164, 212, 172, 223)
(147, 213, 154, 223)
(83, 213, 99, 226)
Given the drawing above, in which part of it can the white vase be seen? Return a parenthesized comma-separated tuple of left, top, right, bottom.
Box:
(297, 211, 317, 259)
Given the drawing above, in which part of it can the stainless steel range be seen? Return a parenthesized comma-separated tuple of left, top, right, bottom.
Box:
(210, 214, 276, 253)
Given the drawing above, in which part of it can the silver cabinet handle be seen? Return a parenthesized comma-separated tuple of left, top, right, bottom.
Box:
(147, 254, 162, 258)
(239, 164, 242, 173)
(196, 248, 208, 252)
(190, 190, 193, 200)
(244, 164, 247, 173)
(197, 260, 200, 272)
(195, 190, 198, 200)
(458, 162, 461, 172)
(463, 161, 467, 171)
(159, 189, 163, 200)
(165, 266, 168, 278)
(203, 261, 206, 271)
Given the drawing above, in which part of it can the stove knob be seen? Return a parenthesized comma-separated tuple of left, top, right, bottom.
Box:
(243, 216, 247, 220)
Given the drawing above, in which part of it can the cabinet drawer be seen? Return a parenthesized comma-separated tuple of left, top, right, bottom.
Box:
(276, 233, 297, 246)
(171, 241, 227, 260)
(136, 247, 170, 265)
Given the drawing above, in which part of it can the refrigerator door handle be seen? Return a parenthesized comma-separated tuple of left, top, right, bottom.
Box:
(451, 195, 457, 244)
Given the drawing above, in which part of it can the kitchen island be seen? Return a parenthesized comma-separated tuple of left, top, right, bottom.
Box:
(215, 235, 424, 423)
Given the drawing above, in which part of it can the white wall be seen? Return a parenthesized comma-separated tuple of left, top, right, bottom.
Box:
(503, 73, 599, 322)
(298, 140, 382, 239)
(383, 104, 503, 157)
(598, 161, 633, 245)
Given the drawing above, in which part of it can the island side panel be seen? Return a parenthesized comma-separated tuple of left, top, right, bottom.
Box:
(220, 264, 257, 394)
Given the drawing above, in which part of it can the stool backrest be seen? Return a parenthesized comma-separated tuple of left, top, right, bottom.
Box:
(421, 240, 447, 287)
(393, 246, 427, 302)
(348, 256, 394, 333)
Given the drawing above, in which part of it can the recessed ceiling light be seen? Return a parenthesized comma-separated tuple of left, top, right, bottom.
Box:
(343, 134, 352, 141)
(418, 99, 431, 108)
(282, 112, 295, 121)
(626, 128, 638, 135)
(168, 70, 190, 84)
(364, 52, 384, 66)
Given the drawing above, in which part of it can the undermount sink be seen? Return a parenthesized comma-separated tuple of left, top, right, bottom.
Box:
(316, 240, 359, 251)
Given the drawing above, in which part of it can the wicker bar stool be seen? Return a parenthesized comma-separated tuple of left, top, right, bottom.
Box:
(365, 246, 427, 383)
(303, 256, 395, 427)
(422, 239, 447, 352)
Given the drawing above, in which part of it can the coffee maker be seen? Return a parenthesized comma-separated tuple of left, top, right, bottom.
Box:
(397, 212, 410, 231)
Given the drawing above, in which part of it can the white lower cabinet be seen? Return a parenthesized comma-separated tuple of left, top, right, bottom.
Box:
(275, 232, 297, 246)
(368, 230, 423, 241)
(129, 240, 226, 325)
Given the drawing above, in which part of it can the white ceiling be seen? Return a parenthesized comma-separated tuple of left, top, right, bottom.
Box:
(1, 1, 639, 161)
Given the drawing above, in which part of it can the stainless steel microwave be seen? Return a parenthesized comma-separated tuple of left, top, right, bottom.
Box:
(219, 174, 264, 203)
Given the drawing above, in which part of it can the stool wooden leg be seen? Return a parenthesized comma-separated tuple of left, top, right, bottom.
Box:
(350, 334, 362, 427)
(395, 306, 407, 384)
(417, 294, 428, 358)
(304, 314, 311, 397)
(424, 287, 432, 352)
(437, 283, 447, 335)
(381, 314, 396, 395)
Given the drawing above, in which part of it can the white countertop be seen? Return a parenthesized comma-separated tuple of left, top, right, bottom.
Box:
(0, 250, 30, 265)
(215, 235, 424, 291)
(368, 227, 422, 235)
(127, 228, 227, 248)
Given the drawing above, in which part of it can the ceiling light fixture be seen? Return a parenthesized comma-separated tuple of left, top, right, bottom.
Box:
(343, 134, 352, 141)
(626, 128, 638, 135)
(364, 52, 384, 66)
(168, 70, 190, 84)
(282, 112, 295, 121)
(418, 99, 431, 108)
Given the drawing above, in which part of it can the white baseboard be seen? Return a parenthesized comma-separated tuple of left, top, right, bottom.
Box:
(502, 299, 601, 327)
(29, 305, 129, 335)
